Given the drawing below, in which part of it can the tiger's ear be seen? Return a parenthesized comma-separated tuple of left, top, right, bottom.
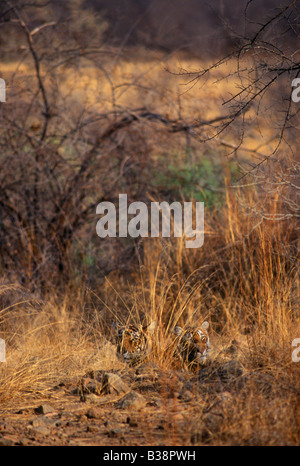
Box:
(143, 321, 156, 334)
(174, 326, 183, 336)
(201, 321, 209, 331)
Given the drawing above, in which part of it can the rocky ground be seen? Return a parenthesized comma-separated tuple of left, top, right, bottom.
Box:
(0, 357, 247, 446)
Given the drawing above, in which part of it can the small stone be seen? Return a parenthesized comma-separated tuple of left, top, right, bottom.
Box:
(18, 438, 30, 446)
(0, 436, 13, 446)
(34, 404, 55, 415)
(84, 394, 116, 405)
(105, 427, 125, 438)
(86, 425, 101, 433)
(85, 408, 103, 419)
(101, 373, 130, 395)
(31, 417, 46, 427)
(31, 416, 58, 429)
(31, 425, 50, 436)
(115, 391, 147, 410)
(83, 394, 100, 404)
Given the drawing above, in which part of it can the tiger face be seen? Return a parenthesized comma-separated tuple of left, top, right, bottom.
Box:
(173, 321, 210, 370)
(114, 322, 155, 363)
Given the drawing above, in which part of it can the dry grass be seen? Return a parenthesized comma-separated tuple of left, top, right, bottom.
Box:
(0, 50, 299, 445)
(0, 285, 124, 406)
(0, 181, 299, 445)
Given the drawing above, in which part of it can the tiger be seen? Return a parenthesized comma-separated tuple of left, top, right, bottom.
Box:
(113, 321, 156, 364)
(172, 321, 210, 371)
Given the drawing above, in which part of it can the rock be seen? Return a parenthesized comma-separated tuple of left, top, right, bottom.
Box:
(105, 427, 125, 438)
(86, 425, 101, 433)
(101, 373, 130, 395)
(0, 436, 13, 446)
(85, 408, 103, 419)
(83, 393, 101, 404)
(115, 391, 147, 410)
(31, 417, 47, 427)
(83, 394, 117, 405)
(18, 438, 30, 446)
(31, 425, 50, 436)
(34, 404, 55, 415)
(31, 416, 57, 428)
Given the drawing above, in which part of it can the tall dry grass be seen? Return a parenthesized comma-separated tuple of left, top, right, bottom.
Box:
(0, 175, 299, 444)
(0, 284, 124, 406)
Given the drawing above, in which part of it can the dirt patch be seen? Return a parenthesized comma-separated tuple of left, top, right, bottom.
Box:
(0, 345, 299, 447)
(0, 358, 248, 446)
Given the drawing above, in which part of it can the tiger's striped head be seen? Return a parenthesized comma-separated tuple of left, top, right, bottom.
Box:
(173, 321, 210, 370)
(113, 321, 156, 363)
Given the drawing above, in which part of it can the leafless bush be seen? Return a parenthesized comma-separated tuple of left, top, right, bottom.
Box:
(178, 1, 300, 224)
(0, 1, 191, 288)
